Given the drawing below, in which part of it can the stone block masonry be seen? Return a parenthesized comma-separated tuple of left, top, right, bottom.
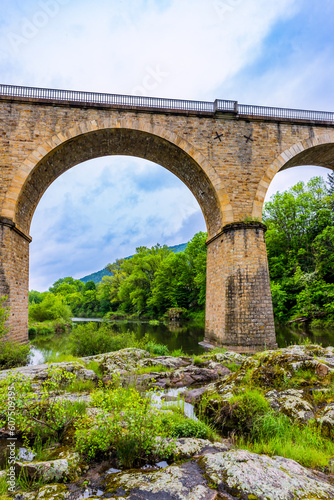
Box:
(0, 88, 333, 350)
(205, 222, 276, 352)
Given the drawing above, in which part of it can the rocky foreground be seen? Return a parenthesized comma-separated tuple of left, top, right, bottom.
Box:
(1, 344, 334, 500)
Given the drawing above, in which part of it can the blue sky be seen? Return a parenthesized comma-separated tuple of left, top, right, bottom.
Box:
(0, 0, 333, 290)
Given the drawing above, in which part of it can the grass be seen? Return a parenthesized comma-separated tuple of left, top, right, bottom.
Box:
(288, 367, 319, 386)
(135, 364, 173, 375)
(16, 466, 47, 492)
(0, 475, 8, 496)
(144, 341, 169, 356)
(313, 387, 334, 405)
(86, 360, 104, 378)
(67, 379, 96, 392)
(192, 355, 202, 366)
(225, 362, 240, 373)
(160, 409, 219, 441)
(209, 346, 227, 355)
(45, 353, 82, 363)
(170, 348, 184, 357)
(237, 411, 334, 469)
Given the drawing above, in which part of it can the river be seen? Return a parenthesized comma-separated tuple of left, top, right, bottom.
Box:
(29, 320, 334, 365)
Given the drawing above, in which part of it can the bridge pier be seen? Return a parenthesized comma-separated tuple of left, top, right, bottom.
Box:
(0, 219, 30, 343)
(205, 222, 277, 353)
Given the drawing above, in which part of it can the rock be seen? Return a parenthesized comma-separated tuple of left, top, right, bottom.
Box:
(15, 451, 80, 484)
(200, 449, 334, 500)
(316, 363, 330, 377)
(210, 351, 245, 364)
(170, 438, 231, 459)
(14, 483, 69, 500)
(99, 348, 151, 374)
(138, 355, 191, 370)
(169, 365, 220, 387)
(15, 459, 70, 483)
(105, 460, 218, 499)
(180, 385, 211, 404)
(265, 388, 315, 423)
(317, 402, 334, 436)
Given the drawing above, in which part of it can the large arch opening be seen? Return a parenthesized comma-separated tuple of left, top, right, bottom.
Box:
(29, 155, 206, 292)
(4, 125, 228, 343)
(252, 135, 334, 219)
(14, 127, 224, 239)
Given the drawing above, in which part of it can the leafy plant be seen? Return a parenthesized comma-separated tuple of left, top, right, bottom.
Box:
(144, 341, 169, 356)
(161, 411, 217, 441)
(0, 296, 31, 369)
(69, 323, 141, 356)
(75, 384, 174, 467)
(0, 367, 86, 442)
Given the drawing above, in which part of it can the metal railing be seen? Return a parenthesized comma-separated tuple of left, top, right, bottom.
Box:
(238, 103, 334, 123)
(0, 83, 333, 123)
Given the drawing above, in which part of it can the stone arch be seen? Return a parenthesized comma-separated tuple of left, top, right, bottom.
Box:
(3, 118, 233, 239)
(251, 131, 334, 219)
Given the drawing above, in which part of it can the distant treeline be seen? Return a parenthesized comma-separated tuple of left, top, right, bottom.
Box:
(29, 233, 207, 321)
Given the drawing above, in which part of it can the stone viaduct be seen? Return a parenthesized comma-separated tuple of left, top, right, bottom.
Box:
(0, 84, 334, 352)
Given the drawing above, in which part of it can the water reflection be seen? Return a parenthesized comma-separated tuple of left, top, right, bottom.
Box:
(275, 324, 334, 348)
(30, 320, 206, 365)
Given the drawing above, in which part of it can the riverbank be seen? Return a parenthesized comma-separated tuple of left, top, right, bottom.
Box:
(1, 344, 334, 499)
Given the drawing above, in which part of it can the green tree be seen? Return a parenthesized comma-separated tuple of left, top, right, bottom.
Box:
(29, 293, 71, 322)
(263, 176, 334, 323)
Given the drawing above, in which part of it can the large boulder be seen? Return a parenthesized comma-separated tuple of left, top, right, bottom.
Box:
(104, 460, 218, 499)
(200, 449, 334, 500)
(265, 388, 315, 423)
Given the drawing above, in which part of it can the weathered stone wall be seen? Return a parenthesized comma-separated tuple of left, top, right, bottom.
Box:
(0, 223, 29, 343)
(0, 94, 333, 348)
(205, 223, 276, 352)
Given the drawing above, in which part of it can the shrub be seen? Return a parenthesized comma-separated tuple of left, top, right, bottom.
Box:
(0, 295, 31, 369)
(161, 411, 216, 440)
(28, 326, 37, 337)
(29, 294, 71, 323)
(69, 323, 141, 356)
(144, 341, 169, 356)
(0, 340, 31, 369)
(0, 367, 86, 442)
(75, 384, 173, 467)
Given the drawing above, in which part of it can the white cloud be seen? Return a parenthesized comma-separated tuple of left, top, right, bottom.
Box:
(1, 0, 298, 99)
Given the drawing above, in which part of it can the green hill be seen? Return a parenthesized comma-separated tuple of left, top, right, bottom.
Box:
(79, 242, 187, 284)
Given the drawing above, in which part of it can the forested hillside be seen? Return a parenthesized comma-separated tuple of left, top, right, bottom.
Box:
(79, 243, 188, 284)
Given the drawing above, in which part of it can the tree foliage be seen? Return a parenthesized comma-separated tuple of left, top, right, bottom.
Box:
(29, 232, 207, 321)
(263, 175, 334, 324)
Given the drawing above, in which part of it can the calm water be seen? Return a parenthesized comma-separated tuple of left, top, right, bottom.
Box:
(29, 320, 334, 365)
(29, 320, 206, 365)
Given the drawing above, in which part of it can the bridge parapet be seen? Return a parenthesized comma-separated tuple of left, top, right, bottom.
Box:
(1, 84, 334, 123)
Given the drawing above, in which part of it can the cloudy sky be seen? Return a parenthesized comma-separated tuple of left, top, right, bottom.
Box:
(1, 0, 333, 291)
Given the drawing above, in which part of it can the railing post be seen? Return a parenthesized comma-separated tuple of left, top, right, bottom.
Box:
(234, 101, 238, 114)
